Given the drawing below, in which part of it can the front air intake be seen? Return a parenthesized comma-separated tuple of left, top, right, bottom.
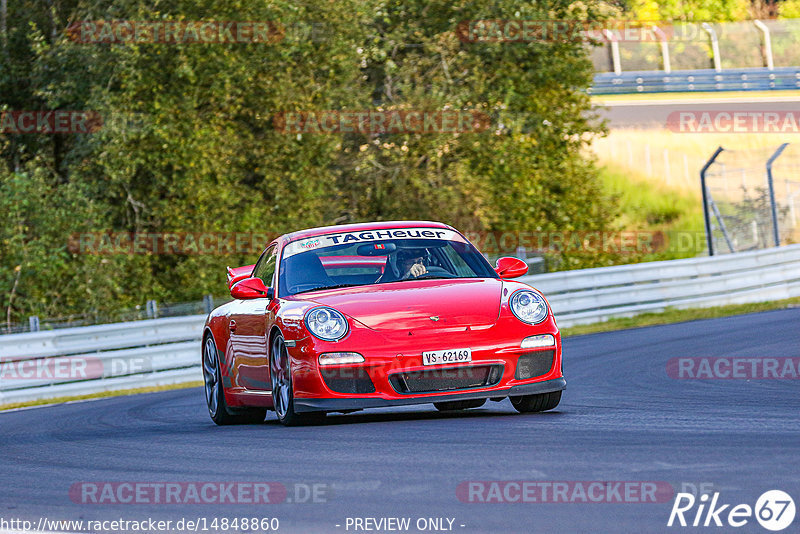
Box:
(320, 367, 376, 394)
(389, 364, 503, 394)
(515, 350, 555, 380)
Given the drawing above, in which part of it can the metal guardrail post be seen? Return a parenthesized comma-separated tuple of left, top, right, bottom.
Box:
(701, 23, 722, 73)
(203, 295, 214, 314)
(766, 143, 789, 248)
(28, 316, 40, 333)
(700, 146, 725, 256)
(652, 26, 671, 74)
(753, 20, 774, 71)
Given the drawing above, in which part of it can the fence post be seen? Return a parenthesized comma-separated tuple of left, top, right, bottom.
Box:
(766, 143, 789, 248)
(28, 316, 40, 332)
(753, 20, 774, 71)
(701, 23, 722, 73)
(652, 25, 671, 73)
(146, 300, 159, 319)
(701, 146, 725, 256)
(203, 295, 214, 314)
(603, 30, 622, 75)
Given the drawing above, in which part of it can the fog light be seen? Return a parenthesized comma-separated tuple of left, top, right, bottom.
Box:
(521, 334, 555, 349)
(318, 352, 365, 366)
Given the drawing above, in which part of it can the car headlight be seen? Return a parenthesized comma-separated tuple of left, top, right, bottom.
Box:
(510, 290, 548, 325)
(305, 307, 349, 341)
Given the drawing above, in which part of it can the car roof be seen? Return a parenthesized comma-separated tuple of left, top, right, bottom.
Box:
(281, 220, 455, 244)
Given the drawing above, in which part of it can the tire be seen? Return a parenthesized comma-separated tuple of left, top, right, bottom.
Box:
(270, 334, 326, 426)
(510, 391, 562, 413)
(203, 335, 266, 425)
(434, 399, 487, 411)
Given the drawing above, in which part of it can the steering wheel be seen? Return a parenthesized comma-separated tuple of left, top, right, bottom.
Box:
(411, 266, 457, 279)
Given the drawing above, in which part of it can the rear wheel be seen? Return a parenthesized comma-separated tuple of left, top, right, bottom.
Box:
(203, 335, 266, 425)
(434, 399, 487, 411)
(510, 391, 562, 413)
(270, 334, 326, 426)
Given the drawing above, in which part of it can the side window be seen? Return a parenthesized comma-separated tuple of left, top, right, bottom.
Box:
(252, 245, 277, 288)
(440, 245, 474, 277)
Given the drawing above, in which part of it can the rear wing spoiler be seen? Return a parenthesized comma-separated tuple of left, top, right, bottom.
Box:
(226, 264, 255, 289)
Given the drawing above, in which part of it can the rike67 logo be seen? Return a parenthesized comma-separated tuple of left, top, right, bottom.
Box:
(668, 490, 796, 531)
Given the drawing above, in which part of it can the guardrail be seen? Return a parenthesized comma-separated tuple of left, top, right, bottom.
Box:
(2, 244, 799, 406)
(520, 243, 800, 326)
(590, 67, 800, 94)
(0, 315, 206, 405)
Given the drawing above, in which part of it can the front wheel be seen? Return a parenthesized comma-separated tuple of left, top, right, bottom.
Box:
(510, 391, 562, 413)
(270, 334, 325, 426)
(203, 335, 266, 425)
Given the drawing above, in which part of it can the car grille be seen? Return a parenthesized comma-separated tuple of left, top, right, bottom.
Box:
(515, 350, 555, 380)
(389, 365, 503, 394)
(320, 367, 376, 394)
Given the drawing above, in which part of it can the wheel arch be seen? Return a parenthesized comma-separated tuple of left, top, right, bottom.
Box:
(267, 324, 284, 359)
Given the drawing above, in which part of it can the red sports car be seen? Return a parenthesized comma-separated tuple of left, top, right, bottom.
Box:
(202, 221, 565, 426)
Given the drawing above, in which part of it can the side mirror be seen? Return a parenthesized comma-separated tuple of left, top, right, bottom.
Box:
(231, 277, 272, 300)
(495, 257, 528, 279)
(226, 264, 255, 288)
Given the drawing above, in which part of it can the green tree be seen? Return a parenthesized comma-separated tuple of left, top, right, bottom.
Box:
(1, 0, 617, 323)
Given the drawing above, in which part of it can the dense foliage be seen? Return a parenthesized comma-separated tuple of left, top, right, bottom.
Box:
(1, 0, 619, 325)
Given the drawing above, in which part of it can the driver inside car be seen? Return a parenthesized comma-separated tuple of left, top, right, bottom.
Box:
(397, 248, 428, 279)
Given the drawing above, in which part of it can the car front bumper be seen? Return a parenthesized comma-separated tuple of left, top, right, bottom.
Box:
(288, 314, 564, 413)
(293, 377, 566, 412)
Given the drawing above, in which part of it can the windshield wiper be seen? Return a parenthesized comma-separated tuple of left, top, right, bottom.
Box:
(294, 283, 361, 295)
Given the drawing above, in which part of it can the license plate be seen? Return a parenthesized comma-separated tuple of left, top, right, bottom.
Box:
(422, 348, 472, 366)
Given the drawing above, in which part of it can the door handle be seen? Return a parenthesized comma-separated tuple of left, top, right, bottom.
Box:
(229, 320, 237, 332)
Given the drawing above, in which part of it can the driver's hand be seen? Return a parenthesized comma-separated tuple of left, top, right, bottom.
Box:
(409, 263, 427, 278)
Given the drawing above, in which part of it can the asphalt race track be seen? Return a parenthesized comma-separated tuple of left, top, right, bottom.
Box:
(595, 95, 800, 129)
(1, 308, 799, 533)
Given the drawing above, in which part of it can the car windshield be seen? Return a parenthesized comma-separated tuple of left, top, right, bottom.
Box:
(278, 227, 498, 296)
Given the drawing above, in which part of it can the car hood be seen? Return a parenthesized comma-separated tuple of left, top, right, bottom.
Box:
(295, 278, 503, 331)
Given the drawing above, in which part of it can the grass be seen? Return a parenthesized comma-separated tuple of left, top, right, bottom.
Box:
(0, 381, 203, 412)
(592, 129, 800, 197)
(560, 296, 800, 337)
(592, 127, 800, 249)
(599, 161, 706, 260)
